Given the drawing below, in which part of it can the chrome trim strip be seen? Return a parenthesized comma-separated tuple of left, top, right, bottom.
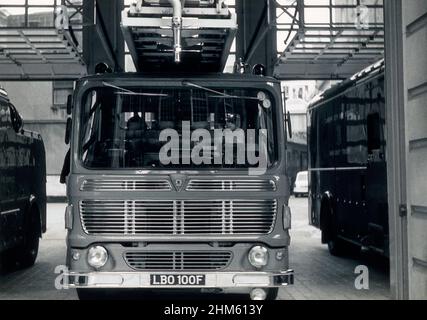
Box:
(80, 179, 172, 191)
(0, 209, 20, 216)
(309, 167, 367, 172)
(186, 179, 277, 192)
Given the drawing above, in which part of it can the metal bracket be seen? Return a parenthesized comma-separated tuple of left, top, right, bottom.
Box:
(399, 204, 408, 218)
(121, 1, 237, 73)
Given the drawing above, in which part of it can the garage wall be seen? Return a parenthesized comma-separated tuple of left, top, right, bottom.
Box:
(24, 121, 68, 176)
(1, 81, 68, 175)
(402, 1, 427, 300)
(385, 0, 427, 300)
(1, 82, 55, 120)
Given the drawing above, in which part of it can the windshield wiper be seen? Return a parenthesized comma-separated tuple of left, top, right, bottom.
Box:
(182, 81, 260, 101)
(102, 82, 169, 97)
(82, 135, 97, 152)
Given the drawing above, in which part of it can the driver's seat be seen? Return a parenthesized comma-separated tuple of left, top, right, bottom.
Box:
(126, 114, 146, 166)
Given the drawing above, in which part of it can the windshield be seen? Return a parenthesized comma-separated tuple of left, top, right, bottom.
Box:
(80, 85, 277, 171)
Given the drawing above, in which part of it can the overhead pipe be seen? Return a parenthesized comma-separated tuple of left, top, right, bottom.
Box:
(168, 0, 183, 63)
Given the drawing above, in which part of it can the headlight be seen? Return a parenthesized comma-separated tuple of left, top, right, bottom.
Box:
(248, 246, 269, 268)
(87, 246, 108, 269)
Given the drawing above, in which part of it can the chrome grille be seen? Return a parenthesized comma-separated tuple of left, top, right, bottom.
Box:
(186, 179, 276, 191)
(80, 179, 172, 191)
(125, 251, 232, 271)
(80, 200, 277, 235)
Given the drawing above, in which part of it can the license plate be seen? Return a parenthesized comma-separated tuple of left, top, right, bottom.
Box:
(150, 274, 206, 286)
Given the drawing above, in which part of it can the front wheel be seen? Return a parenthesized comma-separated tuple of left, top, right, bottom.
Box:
(266, 288, 279, 300)
(249, 288, 279, 300)
(0, 251, 9, 273)
(14, 207, 40, 268)
(76, 289, 106, 300)
(327, 237, 348, 256)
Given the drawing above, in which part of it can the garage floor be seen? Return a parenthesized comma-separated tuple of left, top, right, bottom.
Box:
(0, 198, 390, 300)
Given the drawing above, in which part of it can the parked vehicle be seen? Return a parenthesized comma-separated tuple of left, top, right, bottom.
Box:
(293, 171, 308, 197)
(62, 73, 294, 300)
(0, 87, 47, 272)
(60, 0, 294, 300)
(307, 60, 388, 257)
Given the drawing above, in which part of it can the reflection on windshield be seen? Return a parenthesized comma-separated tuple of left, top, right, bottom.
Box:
(80, 87, 276, 170)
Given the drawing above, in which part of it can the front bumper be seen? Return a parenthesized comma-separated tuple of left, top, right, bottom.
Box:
(63, 270, 294, 289)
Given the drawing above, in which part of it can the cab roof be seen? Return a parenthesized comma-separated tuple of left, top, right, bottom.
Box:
(77, 72, 279, 84)
(0, 87, 9, 101)
(309, 59, 385, 108)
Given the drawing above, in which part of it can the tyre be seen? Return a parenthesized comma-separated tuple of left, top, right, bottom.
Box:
(248, 288, 279, 300)
(77, 289, 116, 300)
(77, 289, 99, 300)
(0, 251, 5, 274)
(265, 288, 279, 300)
(320, 198, 346, 257)
(12, 206, 40, 269)
(0, 249, 18, 272)
(327, 237, 348, 257)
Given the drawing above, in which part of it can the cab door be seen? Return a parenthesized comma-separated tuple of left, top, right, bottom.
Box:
(365, 78, 388, 251)
(0, 100, 6, 250)
(0, 100, 20, 249)
(8, 104, 27, 242)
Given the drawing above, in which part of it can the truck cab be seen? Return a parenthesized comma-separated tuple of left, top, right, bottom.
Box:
(63, 73, 293, 300)
(62, 0, 293, 300)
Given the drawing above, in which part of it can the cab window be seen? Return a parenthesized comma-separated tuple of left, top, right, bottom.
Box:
(0, 101, 11, 128)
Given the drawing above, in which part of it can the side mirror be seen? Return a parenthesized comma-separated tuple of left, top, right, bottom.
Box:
(66, 95, 73, 115)
(65, 117, 72, 145)
(10, 104, 23, 133)
(286, 111, 293, 139)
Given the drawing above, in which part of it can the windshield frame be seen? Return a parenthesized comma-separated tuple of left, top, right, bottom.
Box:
(72, 77, 285, 174)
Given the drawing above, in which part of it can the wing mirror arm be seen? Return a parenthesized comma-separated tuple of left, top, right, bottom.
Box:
(286, 111, 293, 139)
(65, 118, 72, 145)
(66, 95, 73, 115)
(9, 104, 23, 133)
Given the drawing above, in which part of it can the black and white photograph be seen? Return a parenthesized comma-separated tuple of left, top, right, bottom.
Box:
(0, 0, 425, 307)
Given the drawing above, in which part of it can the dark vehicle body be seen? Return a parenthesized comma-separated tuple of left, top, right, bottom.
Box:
(64, 73, 293, 299)
(0, 88, 47, 270)
(308, 61, 388, 256)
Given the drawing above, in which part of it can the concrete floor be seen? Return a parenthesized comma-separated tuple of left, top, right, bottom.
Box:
(0, 198, 390, 300)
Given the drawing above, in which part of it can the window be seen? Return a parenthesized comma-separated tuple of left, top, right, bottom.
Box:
(0, 101, 11, 128)
(367, 112, 381, 153)
(345, 89, 368, 165)
(52, 81, 73, 118)
(298, 88, 303, 99)
(80, 86, 277, 170)
(284, 86, 289, 99)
